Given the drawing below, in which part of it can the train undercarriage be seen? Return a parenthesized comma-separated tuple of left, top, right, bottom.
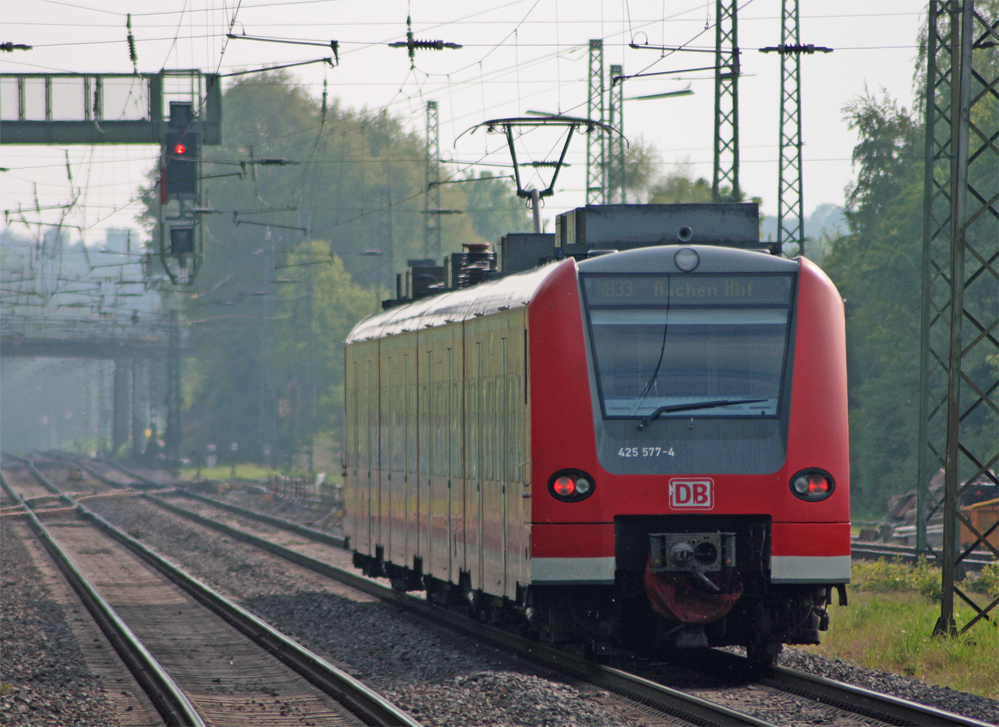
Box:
(352, 514, 845, 667)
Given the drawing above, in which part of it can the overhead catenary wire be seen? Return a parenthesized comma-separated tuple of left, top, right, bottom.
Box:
(3, 0, 914, 261)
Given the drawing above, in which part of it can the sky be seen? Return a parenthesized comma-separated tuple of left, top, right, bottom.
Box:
(1, 0, 926, 246)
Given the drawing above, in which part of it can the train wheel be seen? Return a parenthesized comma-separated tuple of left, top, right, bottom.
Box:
(745, 639, 782, 669)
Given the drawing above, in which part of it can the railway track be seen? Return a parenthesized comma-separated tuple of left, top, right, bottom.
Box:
(850, 541, 995, 569)
(1, 455, 421, 727)
(46, 454, 995, 727)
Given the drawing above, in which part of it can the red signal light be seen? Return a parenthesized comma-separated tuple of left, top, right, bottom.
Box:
(174, 143, 187, 155)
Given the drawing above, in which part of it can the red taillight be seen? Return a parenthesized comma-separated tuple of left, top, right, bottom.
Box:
(790, 469, 834, 502)
(553, 476, 575, 496)
(547, 469, 596, 502)
(807, 474, 829, 494)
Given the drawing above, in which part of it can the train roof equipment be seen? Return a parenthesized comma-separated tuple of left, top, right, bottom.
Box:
(381, 202, 772, 311)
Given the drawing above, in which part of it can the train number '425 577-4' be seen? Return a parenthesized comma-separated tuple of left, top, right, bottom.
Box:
(618, 446, 675, 458)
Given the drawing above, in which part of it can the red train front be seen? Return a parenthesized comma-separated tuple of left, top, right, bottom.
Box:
(345, 203, 850, 666)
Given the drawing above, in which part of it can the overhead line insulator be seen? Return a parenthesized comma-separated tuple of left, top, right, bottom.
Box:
(759, 43, 833, 54)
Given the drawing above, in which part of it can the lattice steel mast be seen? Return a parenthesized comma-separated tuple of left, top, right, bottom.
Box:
(712, 0, 741, 202)
(424, 100, 442, 260)
(587, 40, 606, 205)
(776, 2, 804, 256)
(762, 3, 831, 257)
(916, 0, 999, 636)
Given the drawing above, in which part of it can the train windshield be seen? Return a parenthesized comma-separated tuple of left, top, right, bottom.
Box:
(581, 273, 794, 419)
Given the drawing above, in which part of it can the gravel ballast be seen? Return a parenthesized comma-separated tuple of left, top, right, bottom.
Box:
(0, 518, 120, 727)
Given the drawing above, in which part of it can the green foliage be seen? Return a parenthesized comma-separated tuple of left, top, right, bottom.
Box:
(810, 590, 999, 698)
(968, 561, 999, 599)
(623, 135, 662, 199)
(646, 159, 713, 204)
(821, 92, 927, 517)
(851, 557, 999, 602)
(824, 72, 997, 517)
(461, 172, 533, 242)
(852, 558, 942, 600)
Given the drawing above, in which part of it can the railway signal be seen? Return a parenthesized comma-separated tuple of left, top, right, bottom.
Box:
(162, 130, 201, 199)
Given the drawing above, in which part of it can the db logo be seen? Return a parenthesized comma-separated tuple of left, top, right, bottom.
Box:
(669, 478, 714, 509)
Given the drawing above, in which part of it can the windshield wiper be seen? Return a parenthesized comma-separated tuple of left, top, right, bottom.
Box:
(636, 398, 768, 431)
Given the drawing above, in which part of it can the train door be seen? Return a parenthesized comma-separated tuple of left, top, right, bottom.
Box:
(505, 310, 529, 597)
(417, 338, 432, 576)
(385, 340, 407, 567)
(344, 350, 358, 550)
(368, 352, 380, 556)
(448, 334, 465, 585)
(379, 349, 391, 562)
(499, 334, 510, 599)
(464, 328, 483, 591)
(353, 350, 373, 556)
(430, 334, 450, 577)
(404, 350, 417, 572)
(481, 320, 508, 596)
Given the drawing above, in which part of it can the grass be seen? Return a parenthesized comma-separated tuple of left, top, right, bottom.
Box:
(178, 464, 343, 485)
(180, 464, 279, 481)
(801, 559, 999, 699)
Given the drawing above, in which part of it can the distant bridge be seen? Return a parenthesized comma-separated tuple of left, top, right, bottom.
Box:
(0, 319, 193, 458)
(0, 334, 193, 359)
(0, 322, 194, 360)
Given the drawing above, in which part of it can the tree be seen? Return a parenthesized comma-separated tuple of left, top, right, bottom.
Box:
(623, 134, 662, 201)
(647, 159, 714, 204)
(461, 172, 532, 243)
(823, 77, 996, 516)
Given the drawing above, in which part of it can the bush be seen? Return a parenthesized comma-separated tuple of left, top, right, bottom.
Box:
(853, 557, 939, 598)
(852, 557, 998, 602)
(967, 561, 999, 599)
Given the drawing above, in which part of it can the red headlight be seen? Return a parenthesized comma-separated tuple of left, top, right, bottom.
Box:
(548, 469, 596, 502)
(790, 469, 835, 502)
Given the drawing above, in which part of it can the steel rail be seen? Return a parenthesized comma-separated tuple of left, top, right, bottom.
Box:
(71, 455, 347, 549)
(142, 492, 774, 727)
(94, 455, 160, 486)
(692, 649, 992, 727)
(0, 467, 206, 727)
(53, 451, 346, 548)
(177, 486, 346, 548)
(12, 457, 423, 727)
(49, 450, 157, 490)
(851, 542, 994, 569)
(762, 665, 994, 727)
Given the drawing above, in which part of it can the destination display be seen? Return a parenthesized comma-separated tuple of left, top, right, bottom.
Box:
(582, 273, 793, 307)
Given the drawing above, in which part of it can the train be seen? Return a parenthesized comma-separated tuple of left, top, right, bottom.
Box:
(343, 203, 850, 665)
